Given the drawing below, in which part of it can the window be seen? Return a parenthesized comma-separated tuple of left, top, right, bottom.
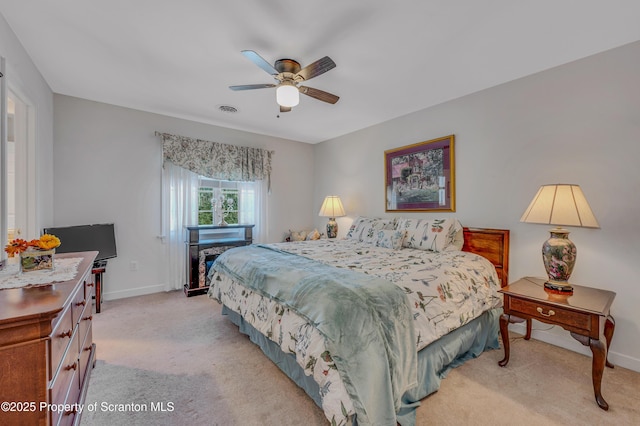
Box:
(198, 178, 251, 226)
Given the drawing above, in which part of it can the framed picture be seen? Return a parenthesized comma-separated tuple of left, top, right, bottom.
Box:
(385, 135, 455, 212)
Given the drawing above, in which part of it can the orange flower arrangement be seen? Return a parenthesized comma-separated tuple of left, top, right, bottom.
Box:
(4, 234, 61, 257)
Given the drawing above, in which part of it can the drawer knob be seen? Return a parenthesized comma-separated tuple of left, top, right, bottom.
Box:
(83, 315, 93, 321)
(87, 282, 95, 287)
(76, 300, 86, 307)
(59, 329, 72, 339)
(536, 307, 555, 317)
(66, 361, 78, 371)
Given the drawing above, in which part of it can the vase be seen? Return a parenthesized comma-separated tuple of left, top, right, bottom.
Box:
(20, 249, 55, 272)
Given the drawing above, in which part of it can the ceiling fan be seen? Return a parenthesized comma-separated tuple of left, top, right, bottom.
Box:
(229, 50, 339, 113)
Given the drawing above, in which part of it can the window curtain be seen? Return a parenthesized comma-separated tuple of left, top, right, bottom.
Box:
(157, 131, 273, 284)
(238, 180, 268, 243)
(157, 132, 274, 190)
(161, 161, 198, 291)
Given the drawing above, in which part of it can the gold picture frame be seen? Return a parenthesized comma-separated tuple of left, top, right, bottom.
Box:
(385, 135, 455, 212)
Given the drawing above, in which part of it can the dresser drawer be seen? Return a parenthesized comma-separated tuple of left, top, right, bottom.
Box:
(71, 280, 88, 325)
(50, 369, 79, 426)
(50, 328, 80, 424)
(77, 298, 93, 349)
(50, 304, 74, 380)
(53, 366, 81, 426)
(510, 298, 592, 332)
(79, 324, 94, 390)
(85, 278, 96, 301)
(78, 300, 93, 385)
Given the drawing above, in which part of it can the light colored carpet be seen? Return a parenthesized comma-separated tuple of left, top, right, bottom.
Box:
(81, 291, 639, 426)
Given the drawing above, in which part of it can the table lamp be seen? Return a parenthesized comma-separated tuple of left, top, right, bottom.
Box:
(520, 184, 599, 293)
(318, 196, 345, 239)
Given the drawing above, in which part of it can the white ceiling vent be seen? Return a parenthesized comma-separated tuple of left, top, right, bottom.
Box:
(218, 105, 238, 114)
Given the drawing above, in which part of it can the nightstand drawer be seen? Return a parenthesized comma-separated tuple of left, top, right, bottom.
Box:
(510, 298, 591, 332)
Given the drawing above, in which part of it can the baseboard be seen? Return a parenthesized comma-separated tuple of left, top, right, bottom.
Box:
(509, 322, 640, 373)
(102, 284, 166, 301)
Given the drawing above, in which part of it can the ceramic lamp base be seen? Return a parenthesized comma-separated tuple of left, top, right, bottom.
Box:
(542, 227, 576, 290)
(326, 218, 338, 239)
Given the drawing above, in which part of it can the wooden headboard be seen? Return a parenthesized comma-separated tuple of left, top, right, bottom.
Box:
(462, 227, 510, 287)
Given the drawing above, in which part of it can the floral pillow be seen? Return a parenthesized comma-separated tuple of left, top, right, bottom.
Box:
(345, 217, 394, 241)
(443, 227, 464, 251)
(396, 218, 463, 252)
(361, 229, 407, 250)
(345, 216, 374, 240)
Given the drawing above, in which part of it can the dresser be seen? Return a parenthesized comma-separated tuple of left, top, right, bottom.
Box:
(0, 251, 97, 426)
(184, 225, 254, 296)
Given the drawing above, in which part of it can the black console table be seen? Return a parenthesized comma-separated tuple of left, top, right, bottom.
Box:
(184, 225, 254, 297)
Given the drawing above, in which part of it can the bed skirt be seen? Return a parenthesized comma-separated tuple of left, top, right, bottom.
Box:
(221, 305, 501, 425)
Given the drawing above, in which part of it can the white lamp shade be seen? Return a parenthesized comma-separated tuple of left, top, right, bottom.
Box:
(276, 84, 299, 107)
(318, 196, 346, 218)
(520, 184, 599, 228)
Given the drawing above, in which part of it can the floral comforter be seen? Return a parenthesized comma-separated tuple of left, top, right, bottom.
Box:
(208, 239, 501, 425)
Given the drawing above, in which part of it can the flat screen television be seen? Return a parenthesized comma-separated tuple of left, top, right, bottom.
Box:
(43, 223, 117, 262)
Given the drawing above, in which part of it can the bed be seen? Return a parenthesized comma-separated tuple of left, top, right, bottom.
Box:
(207, 217, 509, 426)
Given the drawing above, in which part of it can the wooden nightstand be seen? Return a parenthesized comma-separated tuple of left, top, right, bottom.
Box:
(498, 277, 616, 410)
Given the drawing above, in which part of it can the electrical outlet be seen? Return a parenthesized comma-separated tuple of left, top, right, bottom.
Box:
(130, 261, 139, 271)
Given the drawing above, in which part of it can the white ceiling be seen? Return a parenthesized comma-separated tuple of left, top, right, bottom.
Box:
(1, 1, 639, 144)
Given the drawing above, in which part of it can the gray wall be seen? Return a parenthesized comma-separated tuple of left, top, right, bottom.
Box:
(314, 41, 640, 371)
(53, 95, 315, 299)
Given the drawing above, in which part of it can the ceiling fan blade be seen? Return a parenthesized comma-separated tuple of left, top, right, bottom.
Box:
(299, 86, 339, 104)
(241, 50, 278, 76)
(229, 84, 276, 91)
(280, 106, 292, 113)
(296, 56, 336, 81)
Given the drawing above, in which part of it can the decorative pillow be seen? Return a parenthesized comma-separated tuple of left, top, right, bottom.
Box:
(287, 230, 308, 242)
(346, 216, 392, 241)
(443, 227, 464, 251)
(345, 216, 366, 239)
(361, 229, 407, 250)
(306, 229, 321, 241)
(285, 228, 323, 242)
(396, 218, 463, 252)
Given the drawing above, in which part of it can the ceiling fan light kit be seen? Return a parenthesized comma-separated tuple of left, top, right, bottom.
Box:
(276, 82, 299, 107)
(230, 50, 339, 112)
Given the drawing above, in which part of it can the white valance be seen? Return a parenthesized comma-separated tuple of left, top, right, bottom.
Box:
(156, 132, 274, 189)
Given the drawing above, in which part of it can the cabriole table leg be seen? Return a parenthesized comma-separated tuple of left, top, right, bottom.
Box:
(498, 313, 510, 367)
